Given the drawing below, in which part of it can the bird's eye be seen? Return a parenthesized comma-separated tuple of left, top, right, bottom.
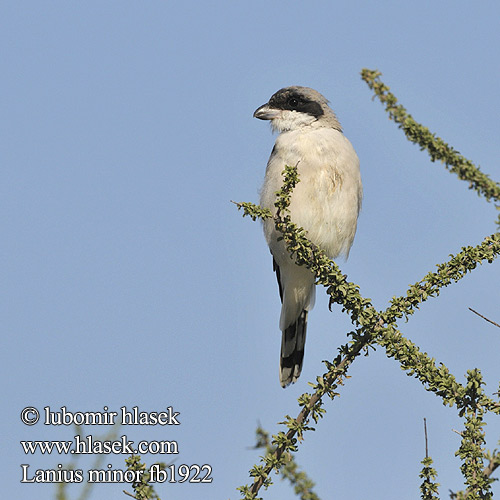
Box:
(288, 97, 299, 108)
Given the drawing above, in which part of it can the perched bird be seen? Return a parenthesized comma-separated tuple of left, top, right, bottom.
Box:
(254, 86, 362, 387)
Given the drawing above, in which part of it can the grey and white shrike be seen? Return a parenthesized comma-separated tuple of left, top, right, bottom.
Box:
(254, 86, 362, 388)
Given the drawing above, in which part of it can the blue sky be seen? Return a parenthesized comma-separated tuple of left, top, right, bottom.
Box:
(2, 2, 499, 499)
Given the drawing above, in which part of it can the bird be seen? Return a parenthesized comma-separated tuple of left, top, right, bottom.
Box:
(254, 86, 362, 388)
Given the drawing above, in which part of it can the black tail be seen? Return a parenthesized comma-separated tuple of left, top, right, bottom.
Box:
(279, 310, 308, 388)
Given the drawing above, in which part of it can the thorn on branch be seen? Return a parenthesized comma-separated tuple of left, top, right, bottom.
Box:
(468, 307, 500, 329)
(424, 418, 429, 458)
(123, 491, 139, 499)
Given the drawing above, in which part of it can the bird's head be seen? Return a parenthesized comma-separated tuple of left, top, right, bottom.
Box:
(253, 86, 341, 133)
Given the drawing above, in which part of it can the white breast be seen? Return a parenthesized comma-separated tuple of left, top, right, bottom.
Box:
(260, 127, 362, 260)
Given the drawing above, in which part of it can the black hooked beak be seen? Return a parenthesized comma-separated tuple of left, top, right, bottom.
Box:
(253, 104, 280, 120)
